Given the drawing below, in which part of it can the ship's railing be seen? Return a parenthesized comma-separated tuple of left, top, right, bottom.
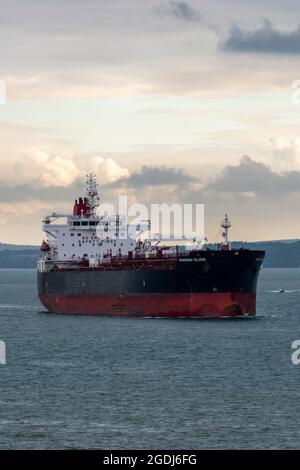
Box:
(37, 258, 81, 272)
(38, 247, 252, 272)
(37, 249, 206, 272)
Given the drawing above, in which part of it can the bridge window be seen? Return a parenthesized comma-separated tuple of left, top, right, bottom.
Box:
(89, 221, 96, 226)
(73, 221, 80, 226)
(81, 221, 88, 226)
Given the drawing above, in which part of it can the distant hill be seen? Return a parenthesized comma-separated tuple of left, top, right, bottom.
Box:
(0, 240, 299, 268)
(0, 248, 40, 268)
(0, 242, 38, 251)
(237, 240, 300, 268)
(207, 240, 300, 268)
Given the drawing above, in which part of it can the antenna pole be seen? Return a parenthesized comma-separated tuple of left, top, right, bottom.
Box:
(221, 214, 231, 250)
(86, 173, 100, 213)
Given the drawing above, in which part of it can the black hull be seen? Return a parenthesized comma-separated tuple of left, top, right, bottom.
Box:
(38, 250, 265, 317)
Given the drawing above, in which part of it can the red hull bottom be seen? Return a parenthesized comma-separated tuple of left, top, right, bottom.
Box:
(39, 292, 256, 318)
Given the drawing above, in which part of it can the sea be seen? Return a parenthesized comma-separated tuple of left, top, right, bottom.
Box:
(0, 268, 299, 449)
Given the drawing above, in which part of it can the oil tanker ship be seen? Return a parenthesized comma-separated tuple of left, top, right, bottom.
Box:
(38, 174, 265, 317)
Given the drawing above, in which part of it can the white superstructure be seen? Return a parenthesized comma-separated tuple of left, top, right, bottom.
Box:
(40, 173, 142, 269)
(38, 173, 220, 272)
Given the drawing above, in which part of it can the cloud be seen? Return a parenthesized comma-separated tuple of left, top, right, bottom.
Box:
(0, 182, 80, 204)
(270, 138, 300, 169)
(6, 156, 300, 208)
(221, 19, 300, 54)
(156, 1, 202, 22)
(88, 156, 129, 184)
(0, 164, 198, 213)
(210, 155, 300, 194)
(2, 157, 300, 242)
(108, 165, 198, 188)
(6, 152, 130, 190)
(13, 151, 80, 187)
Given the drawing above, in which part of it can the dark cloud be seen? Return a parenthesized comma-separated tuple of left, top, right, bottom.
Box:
(221, 19, 300, 54)
(107, 165, 198, 188)
(3, 158, 300, 243)
(156, 1, 202, 22)
(0, 166, 197, 205)
(3, 159, 300, 210)
(211, 155, 300, 193)
(0, 180, 82, 203)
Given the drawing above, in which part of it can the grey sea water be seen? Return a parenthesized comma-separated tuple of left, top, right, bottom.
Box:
(0, 268, 300, 449)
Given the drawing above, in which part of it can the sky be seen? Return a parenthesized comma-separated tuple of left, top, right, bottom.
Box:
(1, 0, 300, 243)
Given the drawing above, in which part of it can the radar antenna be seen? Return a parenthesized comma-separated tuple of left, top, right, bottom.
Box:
(86, 173, 100, 212)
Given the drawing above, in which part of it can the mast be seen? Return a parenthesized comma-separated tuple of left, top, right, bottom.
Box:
(221, 213, 231, 250)
(86, 173, 100, 213)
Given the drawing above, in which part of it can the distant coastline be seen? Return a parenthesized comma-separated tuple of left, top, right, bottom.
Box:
(0, 244, 40, 268)
(1, 240, 300, 269)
